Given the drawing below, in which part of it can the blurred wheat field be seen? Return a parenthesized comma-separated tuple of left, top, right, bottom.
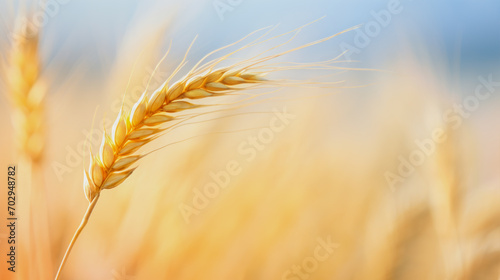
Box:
(1, 1, 500, 280)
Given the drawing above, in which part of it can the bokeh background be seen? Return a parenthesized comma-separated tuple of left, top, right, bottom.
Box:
(1, 0, 500, 279)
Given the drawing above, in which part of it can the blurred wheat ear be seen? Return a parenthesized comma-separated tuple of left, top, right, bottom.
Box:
(5, 21, 53, 279)
(7, 26, 46, 163)
(54, 24, 350, 280)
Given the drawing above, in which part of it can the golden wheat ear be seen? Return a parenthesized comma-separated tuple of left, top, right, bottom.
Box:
(55, 23, 351, 280)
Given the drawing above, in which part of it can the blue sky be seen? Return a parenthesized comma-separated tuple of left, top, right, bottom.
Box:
(4, 0, 499, 93)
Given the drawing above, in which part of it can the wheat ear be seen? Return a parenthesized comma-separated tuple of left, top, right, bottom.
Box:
(54, 55, 274, 280)
(7, 28, 45, 163)
(54, 24, 347, 279)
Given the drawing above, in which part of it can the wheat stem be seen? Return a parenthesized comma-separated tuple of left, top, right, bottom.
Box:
(55, 193, 100, 280)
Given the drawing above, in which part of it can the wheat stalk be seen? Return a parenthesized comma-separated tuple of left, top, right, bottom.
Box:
(55, 70, 266, 280)
(54, 25, 349, 279)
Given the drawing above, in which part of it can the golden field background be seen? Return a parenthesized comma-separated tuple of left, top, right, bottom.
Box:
(1, 1, 500, 280)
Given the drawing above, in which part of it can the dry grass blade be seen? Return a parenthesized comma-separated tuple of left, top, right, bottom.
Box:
(54, 25, 348, 280)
